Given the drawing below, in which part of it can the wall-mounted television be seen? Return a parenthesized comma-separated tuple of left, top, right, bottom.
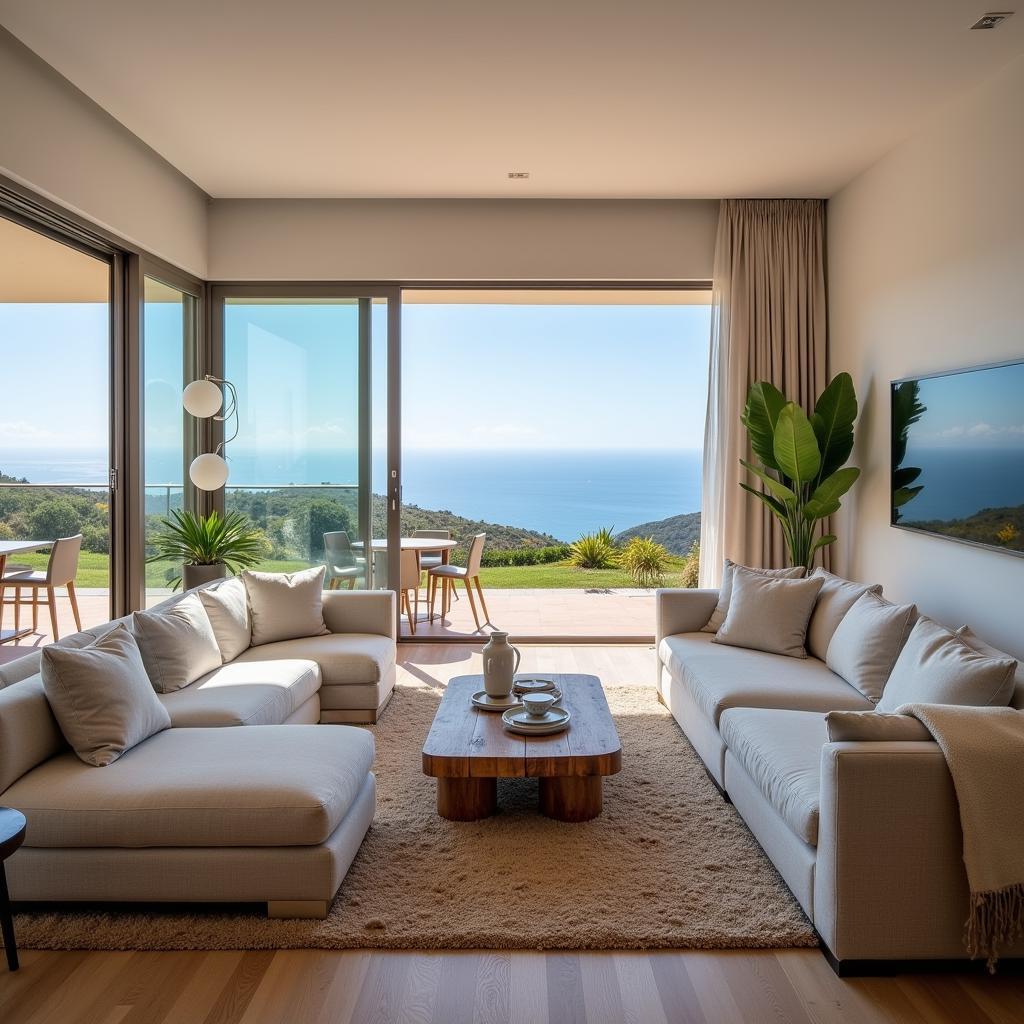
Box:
(891, 359, 1024, 557)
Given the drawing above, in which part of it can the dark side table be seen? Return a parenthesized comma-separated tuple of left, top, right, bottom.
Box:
(1, 806, 27, 971)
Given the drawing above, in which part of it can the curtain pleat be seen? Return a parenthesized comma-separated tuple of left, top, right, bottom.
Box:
(699, 199, 827, 586)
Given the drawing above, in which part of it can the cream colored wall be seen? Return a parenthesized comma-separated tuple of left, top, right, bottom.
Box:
(0, 29, 208, 277)
(828, 55, 1024, 658)
(208, 199, 718, 281)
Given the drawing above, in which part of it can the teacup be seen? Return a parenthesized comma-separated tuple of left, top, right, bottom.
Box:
(522, 692, 557, 717)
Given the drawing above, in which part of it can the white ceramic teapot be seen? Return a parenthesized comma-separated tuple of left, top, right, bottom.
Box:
(482, 631, 521, 697)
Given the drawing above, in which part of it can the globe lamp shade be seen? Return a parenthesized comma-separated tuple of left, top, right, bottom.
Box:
(189, 453, 229, 491)
(183, 379, 223, 419)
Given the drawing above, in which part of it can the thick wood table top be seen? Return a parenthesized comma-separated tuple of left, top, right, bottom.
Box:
(422, 674, 621, 780)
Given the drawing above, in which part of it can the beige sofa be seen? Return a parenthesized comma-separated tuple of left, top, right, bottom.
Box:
(0, 581, 397, 919)
(655, 586, 1024, 974)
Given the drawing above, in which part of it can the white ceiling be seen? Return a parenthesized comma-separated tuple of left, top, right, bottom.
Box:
(1, 0, 1021, 199)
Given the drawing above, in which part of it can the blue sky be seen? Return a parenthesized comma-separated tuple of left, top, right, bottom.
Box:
(909, 362, 1024, 450)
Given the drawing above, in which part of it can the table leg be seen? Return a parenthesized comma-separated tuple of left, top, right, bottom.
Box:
(436, 777, 497, 820)
(0, 863, 18, 971)
(539, 776, 603, 822)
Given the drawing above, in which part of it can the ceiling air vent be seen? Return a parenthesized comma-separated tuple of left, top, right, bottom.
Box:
(507, 171, 530, 179)
(970, 12, 1013, 28)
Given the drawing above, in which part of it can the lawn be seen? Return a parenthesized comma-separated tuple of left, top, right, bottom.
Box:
(15, 553, 691, 591)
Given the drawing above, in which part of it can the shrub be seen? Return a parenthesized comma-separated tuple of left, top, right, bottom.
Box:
(28, 498, 80, 540)
(479, 544, 571, 567)
(679, 541, 700, 589)
(621, 536, 669, 588)
(569, 528, 617, 569)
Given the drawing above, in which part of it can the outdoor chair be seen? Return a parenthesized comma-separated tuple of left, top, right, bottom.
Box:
(323, 530, 364, 590)
(428, 532, 490, 631)
(0, 534, 83, 641)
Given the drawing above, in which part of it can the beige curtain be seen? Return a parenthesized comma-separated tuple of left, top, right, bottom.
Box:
(699, 199, 827, 586)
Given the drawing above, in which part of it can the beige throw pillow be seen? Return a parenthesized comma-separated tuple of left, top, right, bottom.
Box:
(806, 568, 883, 662)
(876, 616, 1018, 712)
(702, 559, 805, 633)
(40, 625, 171, 767)
(957, 627, 1024, 710)
(711, 567, 823, 658)
(825, 591, 916, 703)
(244, 566, 330, 646)
(132, 592, 222, 693)
(825, 710, 932, 743)
(199, 577, 251, 662)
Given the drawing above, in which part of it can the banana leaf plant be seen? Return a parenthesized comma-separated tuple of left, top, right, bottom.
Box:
(891, 380, 927, 522)
(740, 372, 861, 571)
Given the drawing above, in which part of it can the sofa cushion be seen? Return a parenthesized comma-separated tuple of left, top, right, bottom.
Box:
(3, 724, 374, 848)
(0, 675, 67, 792)
(158, 659, 321, 727)
(720, 707, 826, 846)
(132, 593, 223, 693)
(198, 577, 251, 662)
(702, 560, 805, 633)
(243, 567, 330, 646)
(877, 616, 1017, 712)
(712, 568, 823, 659)
(232, 633, 395, 688)
(825, 710, 932, 743)
(659, 632, 872, 727)
(957, 627, 1024, 711)
(806, 568, 883, 662)
(825, 591, 917, 703)
(41, 625, 171, 767)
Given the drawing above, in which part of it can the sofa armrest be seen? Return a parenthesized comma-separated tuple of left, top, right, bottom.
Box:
(814, 740, 976, 963)
(321, 589, 397, 641)
(655, 588, 718, 644)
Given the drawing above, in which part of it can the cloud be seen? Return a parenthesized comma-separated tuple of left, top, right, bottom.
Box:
(939, 423, 1024, 440)
(0, 420, 56, 441)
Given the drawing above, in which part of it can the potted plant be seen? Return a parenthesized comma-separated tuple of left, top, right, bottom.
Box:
(740, 372, 861, 571)
(147, 509, 264, 590)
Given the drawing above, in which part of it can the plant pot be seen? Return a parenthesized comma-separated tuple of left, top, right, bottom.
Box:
(182, 562, 227, 591)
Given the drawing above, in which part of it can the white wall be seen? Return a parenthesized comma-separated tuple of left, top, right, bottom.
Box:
(0, 29, 208, 277)
(208, 198, 718, 281)
(828, 55, 1024, 658)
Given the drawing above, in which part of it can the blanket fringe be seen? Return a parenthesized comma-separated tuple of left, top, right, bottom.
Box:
(966, 882, 1024, 973)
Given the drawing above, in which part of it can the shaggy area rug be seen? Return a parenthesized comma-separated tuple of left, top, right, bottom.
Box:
(14, 681, 816, 951)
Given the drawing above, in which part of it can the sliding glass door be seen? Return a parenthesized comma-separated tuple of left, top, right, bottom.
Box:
(212, 288, 399, 593)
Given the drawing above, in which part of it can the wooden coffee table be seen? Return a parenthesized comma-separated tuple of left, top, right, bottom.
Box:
(421, 674, 622, 822)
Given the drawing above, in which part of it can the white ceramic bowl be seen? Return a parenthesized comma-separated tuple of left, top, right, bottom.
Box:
(522, 692, 557, 717)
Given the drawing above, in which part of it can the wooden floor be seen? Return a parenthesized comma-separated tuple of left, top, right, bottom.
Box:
(3, 644, 1024, 1024)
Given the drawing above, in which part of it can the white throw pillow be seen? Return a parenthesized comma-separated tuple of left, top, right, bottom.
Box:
(876, 616, 1018, 712)
(132, 592, 223, 693)
(198, 576, 251, 662)
(711, 566, 824, 658)
(805, 568, 883, 662)
(702, 559, 805, 633)
(825, 710, 931, 743)
(825, 591, 916, 703)
(244, 566, 331, 646)
(40, 625, 171, 767)
(957, 627, 1024, 710)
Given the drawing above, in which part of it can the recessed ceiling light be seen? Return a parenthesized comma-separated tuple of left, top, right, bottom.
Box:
(970, 11, 1013, 29)
(507, 171, 530, 179)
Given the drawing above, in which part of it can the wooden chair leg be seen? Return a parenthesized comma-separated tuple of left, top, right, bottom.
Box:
(406, 589, 416, 635)
(414, 584, 420, 627)
(0, 586, 5, 631)
(68, 582, 82, 632)
(47, 586, 59, 642)
(32, 589, 39, 631)
(13, 588, 20, 633)
(463, 577, 482, 631)
(347, 578, 356, 590)
(428, 575, 435, 620)
(474, 576, 491, 624)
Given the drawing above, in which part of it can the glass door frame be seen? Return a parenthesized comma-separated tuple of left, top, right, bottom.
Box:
(208, 283, 402, 593)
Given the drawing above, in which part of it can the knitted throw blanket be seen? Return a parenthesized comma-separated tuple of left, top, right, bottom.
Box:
(899, 702, 1024, 970)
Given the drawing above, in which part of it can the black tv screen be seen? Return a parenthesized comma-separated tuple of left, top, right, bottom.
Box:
(891, 359, 1024, 556)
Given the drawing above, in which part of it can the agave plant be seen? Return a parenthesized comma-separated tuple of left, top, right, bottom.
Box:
(569, 527, 618, 569)
(740, 372, 861, 571)
(620, 536, 669, 588)
(147, 509, 264, 589)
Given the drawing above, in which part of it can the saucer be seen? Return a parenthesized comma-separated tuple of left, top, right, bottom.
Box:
(502, 705, 571, 736)
(471, 690, 520, 711)
(513, 676, 558, 694)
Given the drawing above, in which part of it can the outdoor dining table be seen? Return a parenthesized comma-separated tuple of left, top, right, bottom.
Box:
(0, 539, 52, 644)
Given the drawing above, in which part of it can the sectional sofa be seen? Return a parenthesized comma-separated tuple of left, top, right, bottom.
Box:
(656, 577, 1024, 973)
(0, 578, 397, 919)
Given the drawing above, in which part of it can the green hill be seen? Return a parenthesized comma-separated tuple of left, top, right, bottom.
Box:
(903, 505, 1024, 553)
(615, 512, 701, 556)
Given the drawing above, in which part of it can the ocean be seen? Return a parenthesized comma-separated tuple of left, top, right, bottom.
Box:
(900, 446, 1024, 523)
(2, 447, 704, 542)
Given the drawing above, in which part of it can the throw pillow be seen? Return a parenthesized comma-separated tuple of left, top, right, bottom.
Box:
(825, 591, 916, 703)
(198, 576, 251, 662)
(957, 627, 1024, 710)
(132, 592, 223, 693)
(805, 568, 883, 662)
(701, 559, 805, 633)
(244, 566, 331, 646)
(876, 616, 1018, 712)
(40, 624, 171, 767)
(711, 566, 824, 658)
(825, 710, 931, 743)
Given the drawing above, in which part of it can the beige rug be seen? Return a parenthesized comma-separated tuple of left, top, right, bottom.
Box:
(15, 681, 816, 951)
